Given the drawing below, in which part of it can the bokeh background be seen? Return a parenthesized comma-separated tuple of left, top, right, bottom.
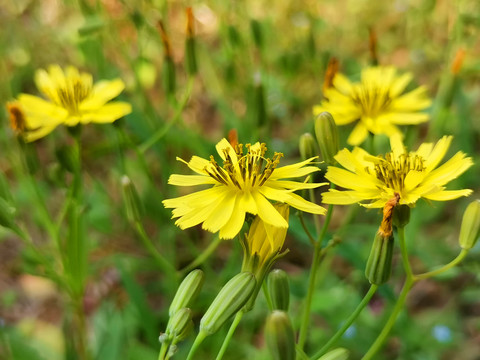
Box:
(1, 0, 480, 359)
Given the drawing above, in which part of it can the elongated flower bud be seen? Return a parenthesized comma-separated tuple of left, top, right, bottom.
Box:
(185, 7, 197, 75)
(169, 269, 204, 317)
(365, 232, 394, 285)
(268, 269, 290, 311)
(200, 272, 256, 335)
(459, 200, 480, 250)
(167, 308, 193, 344)
(314, 112, 339, 165)
(121, 175, 144, 224)
(265, 311, 295, 360)
(314, 348, 349, 360)
(299, 133, 318, 162)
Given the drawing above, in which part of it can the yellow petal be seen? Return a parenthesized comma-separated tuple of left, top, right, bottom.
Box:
(168, 174, 217, 186)
(219, 196, 246, 239)
(423, 152, 473, 186)
(423, 189, 473, 201)
(422, 136, 452, 172)
(81, 102, 132, 123)
(80, 79, 126, 109)
(202, 188, 237, 232)
(390, 72, 413, 97)
(347, 122, 369, 145)
(269, 157, 319, 180)
(252, 191, 288, 228)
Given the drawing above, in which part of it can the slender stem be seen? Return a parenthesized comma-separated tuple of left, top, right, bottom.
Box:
(140, 78, 194, 153)
(415, 249, 469, 281)
(361, 278, 414, 360)
(312, 285, 378, 358)
(179, 236, 222, 276)
(397, 226, 412, 278)
(135, 221, 177, 276)
(298, 212, 316, 246)
(215, 311, 244, 360)
(297, 202, 335, 350)
(186, 331, 208, 360)
(158, 341, 170, 360)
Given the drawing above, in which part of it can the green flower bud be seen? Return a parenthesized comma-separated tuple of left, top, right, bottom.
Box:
(268, 269, 290, 311)
(365, 232, 394, 285)
(314, 348, 349, 360)
(200, 272, 256, 335)
(166, 308, 193, 344)
(265, 311, 295, 360)
(299, 133, 318, 162)
(250, 19, 263, 49)
(314, 112, 339, 165)
(169, 269, 204, 317)
(393, 204, 410, 228)
(185, 8, 197, 76)
(163, 57, 176, 95)
(121, 175, 144, 224)
(459, 200, 480, 250)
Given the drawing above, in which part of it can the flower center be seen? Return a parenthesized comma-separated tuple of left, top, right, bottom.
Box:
(47, 78, 92, 115)
(206, 143, 283, 190)
(368, 152, 425, 192)
(350, 84, 392, 118)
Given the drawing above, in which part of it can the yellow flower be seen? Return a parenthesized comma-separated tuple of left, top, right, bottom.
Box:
(163, 139, 327, 239)
(243, 204, 290, 268)
(15, 65, 132, 141)
(322, 134, 473, 208)
(313, 66, 431, 146)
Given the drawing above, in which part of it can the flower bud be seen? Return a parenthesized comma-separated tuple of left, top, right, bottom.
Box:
(314, 348, 349, 360)
(393, 204, 410, 228)
(459, 200, 480, 250)
(314, 112, 339, 165)
(265, 311, 295, 360)
(121, 175, 144, 224)
(169, 269, 204, 317)
(267, 269, 290, 311)
(365, 232, 394, 285)
(185, 7, 197, 76)
(250, 19, 263, 49)
(200, 272, 256, 335)
(167, 308, 193, 344)
(299, 133, 318, 162)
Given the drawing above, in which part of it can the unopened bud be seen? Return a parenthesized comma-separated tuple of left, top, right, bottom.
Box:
(267, 269, 290, 311)
(314, 348, 349, 360)
(169, 269, 204, 317)
(250, 19, 263, 49)
(167, 308, 193, 344)
(299, 133, 318, 162)
(200, 272, 256, 335)
(265, 311, 295, 360)
(314, 112, 339, 165)
(365, 232, 394, 285)
(393, 204, 410, 228)
(121, 175, 144, 223)
(459, 200, 480, 250)
(185, 8, 197, 75)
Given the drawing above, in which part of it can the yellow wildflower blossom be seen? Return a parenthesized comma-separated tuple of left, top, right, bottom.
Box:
(15, 65, 132, 141)
(322, 134, 473, 208)
(313, 66, 431, 145)
(163, 139, 327, 239)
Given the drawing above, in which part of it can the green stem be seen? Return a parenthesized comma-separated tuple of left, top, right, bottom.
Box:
(215, 311, 244, 360)
(158, 341, 170, 360)
(414, 249, 469, 281)
(361, 278, 414, 360)
(179, 236, 222, 276)
(297, 203, 334, 351)
(397, 226, 412, 278)
(135, 221, 177, 276)
(298, 212, 316, 246)
(186, 331, 208, 360)
(312, 284, 378, 358)
(139, 78, 194, 153)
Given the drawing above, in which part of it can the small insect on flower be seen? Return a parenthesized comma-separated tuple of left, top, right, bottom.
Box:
(163, 139, 327, 239)
(322, 134, 473, 208)
(314, 66, 431, 146)
(13, 65, 132, 141)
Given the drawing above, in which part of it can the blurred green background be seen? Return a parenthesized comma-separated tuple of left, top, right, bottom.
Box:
(1, 0, 480, 359)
